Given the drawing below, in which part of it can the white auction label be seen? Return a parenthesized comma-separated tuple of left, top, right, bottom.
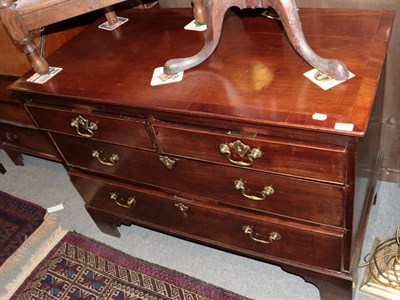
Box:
(334, 122, 354, 131)
(312, 113, 327, 121)
(47, 204, 64, 213)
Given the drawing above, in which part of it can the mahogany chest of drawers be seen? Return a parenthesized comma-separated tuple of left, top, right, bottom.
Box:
(9, 8, 394, 299)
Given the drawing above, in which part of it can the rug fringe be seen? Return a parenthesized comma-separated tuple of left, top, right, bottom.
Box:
(0, 214, 67, 299)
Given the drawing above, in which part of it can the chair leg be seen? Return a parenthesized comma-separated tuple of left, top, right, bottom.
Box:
(0, 0, 49, 74)
(103, 6, 118, 26)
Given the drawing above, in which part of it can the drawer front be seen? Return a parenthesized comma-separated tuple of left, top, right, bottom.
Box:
(0, 101, 35, 126)
(71, 171, 343, 271)
(154, 123, 346, 184)
(55, 134, 344, 226)
(0, 123, 60, 159)
(26, 104, 154, 150)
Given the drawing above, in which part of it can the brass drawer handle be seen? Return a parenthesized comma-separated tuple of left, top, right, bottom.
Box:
(220, 140, 261, 167)
(234, 179, 274, 201)
(71, 115, 98, 138)
(110, 192, 136, 208)
(174, 203, 189, 217)
(92, 150, 119, 166)
(5, 132, 19, 143)
(242, 225, 281, 244)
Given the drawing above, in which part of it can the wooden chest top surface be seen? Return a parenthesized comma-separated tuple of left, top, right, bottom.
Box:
(10, 8, 394, 136)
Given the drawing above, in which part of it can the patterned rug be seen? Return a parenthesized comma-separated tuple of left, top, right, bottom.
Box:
(0, 191, 46, 266)
(11, 232, 249, 300)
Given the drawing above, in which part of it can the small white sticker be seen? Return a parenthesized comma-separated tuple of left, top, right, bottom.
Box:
(312, 113, 327, 121)
(98, 16, 128, 31)
(150, 67, 184, 86)
(27, 67, 62, 84)
(47, 204, 64, 213)
(303, 69, 355, 90)
(334, 122, 354, 131)
(184, 20, 207, 31)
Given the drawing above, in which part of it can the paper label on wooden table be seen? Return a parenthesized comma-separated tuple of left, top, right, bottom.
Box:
(312, 113, 328, 121)
(334, 122, 354, 132)
(151, 67, 184, 86)
(26, 67, 62, 84)
(304, 69, 355, 90)
(184, 20, 207, 31)
(98, 17, 129, 31)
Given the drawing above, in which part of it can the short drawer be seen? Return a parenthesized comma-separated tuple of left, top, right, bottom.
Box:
(55, 134, 344, 226)
(71, 171, 343, 271)
(0, 123, 60, 159)
(154, 123, 346, 184)
(26, 103, 154, 150)
(0, 101, 34, 126)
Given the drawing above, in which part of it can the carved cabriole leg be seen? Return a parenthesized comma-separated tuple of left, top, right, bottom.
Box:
(269, 0, 350, 80)
(0, 0, 49, 74)
(164, 0, 230, 75)
(164, 0, 350, 80)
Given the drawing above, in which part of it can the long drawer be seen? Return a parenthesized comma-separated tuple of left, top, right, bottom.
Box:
(153, 122, 346, 184)
(26, 103, 154, 150)
(71, 170, 343, 271)
(55, 134, 344, 226)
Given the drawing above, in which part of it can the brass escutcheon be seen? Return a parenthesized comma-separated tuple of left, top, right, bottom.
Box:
(159, 155, 176, 170)
(70, 115, 98, 138)
(220, 140, 261, 167)
(234, 179, 274, 201)
(110, 192, 136, 208)
(92, 150, 119, 166)
(242, 225, 281, 244)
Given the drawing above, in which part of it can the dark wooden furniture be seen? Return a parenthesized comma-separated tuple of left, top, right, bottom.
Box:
(9, 8, 394, 299)
(2, 0, 350, 81)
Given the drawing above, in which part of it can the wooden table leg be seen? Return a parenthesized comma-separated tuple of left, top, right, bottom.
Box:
(192, 0, 207, 25)
(164, 0, 349, 81)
